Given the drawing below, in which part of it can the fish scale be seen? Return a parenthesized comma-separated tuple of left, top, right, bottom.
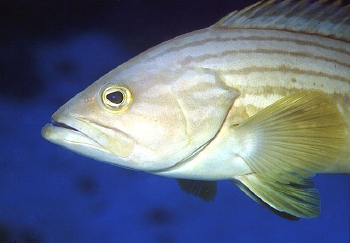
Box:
(42, 1, 350, 220)
(140, 25, 350, 117)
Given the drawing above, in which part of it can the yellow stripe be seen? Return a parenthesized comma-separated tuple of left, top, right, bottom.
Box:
(149, 30, 350, 61)
(139, 27, 350, 116)
(179, 48, 350, 71)
(226, 66, 349, 83)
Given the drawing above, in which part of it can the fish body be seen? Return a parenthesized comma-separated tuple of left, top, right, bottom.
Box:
(42, 1, 350, 219)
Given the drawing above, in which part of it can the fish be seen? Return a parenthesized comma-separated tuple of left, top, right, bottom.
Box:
(42, 0, 350, 220)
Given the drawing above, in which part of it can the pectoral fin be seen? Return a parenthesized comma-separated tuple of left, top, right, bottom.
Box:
(233, 90, 347, 218)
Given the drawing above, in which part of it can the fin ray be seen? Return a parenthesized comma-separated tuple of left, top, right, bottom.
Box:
(232, 90, 347, 218)
(232, 179, 300, 220)
(213, 0, 350, 41)
(235, 90, 348, 180)
(177, 179, 217, 202)
(237, 174, 320, 218)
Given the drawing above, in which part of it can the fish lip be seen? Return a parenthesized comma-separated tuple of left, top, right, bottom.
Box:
(43, 112, 134, 158)
(49, 113, 96, 142)
(51, 116, 80, 133)
(42, 113, 104, 150)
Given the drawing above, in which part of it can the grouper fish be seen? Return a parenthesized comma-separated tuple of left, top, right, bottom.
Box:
(42, 0, 350, 220)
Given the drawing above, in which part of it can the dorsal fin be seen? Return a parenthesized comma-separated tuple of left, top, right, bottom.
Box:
(212, 0, 350, 41)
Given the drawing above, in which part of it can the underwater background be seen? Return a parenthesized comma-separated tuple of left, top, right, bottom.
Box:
(1, 0, 349, 242)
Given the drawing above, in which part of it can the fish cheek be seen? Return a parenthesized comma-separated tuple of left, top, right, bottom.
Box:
(116, 96, 190, 162)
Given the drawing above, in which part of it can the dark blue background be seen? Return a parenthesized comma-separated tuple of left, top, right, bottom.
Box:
(1, 1, 349, 242)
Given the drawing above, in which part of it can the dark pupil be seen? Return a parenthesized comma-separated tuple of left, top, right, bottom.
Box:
(106, 91, 124, 104)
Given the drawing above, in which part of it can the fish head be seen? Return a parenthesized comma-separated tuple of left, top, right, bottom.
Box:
(42, 56, 238, 172)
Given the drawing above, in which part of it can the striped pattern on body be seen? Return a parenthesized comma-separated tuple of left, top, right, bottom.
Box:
(139, 26, 350, 118)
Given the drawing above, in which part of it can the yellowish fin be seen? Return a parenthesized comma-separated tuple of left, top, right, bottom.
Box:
(233, 90, 348, 218)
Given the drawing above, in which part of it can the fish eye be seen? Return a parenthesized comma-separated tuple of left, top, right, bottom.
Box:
(107, 90, 124, 104)
(100, 84, 132, 111)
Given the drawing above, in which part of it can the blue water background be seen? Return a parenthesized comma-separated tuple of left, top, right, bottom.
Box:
(1, 1, 349, 242)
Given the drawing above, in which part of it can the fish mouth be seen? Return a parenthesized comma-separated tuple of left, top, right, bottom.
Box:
(50, 118, 80, 133)
(42, 112, 134, 161)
